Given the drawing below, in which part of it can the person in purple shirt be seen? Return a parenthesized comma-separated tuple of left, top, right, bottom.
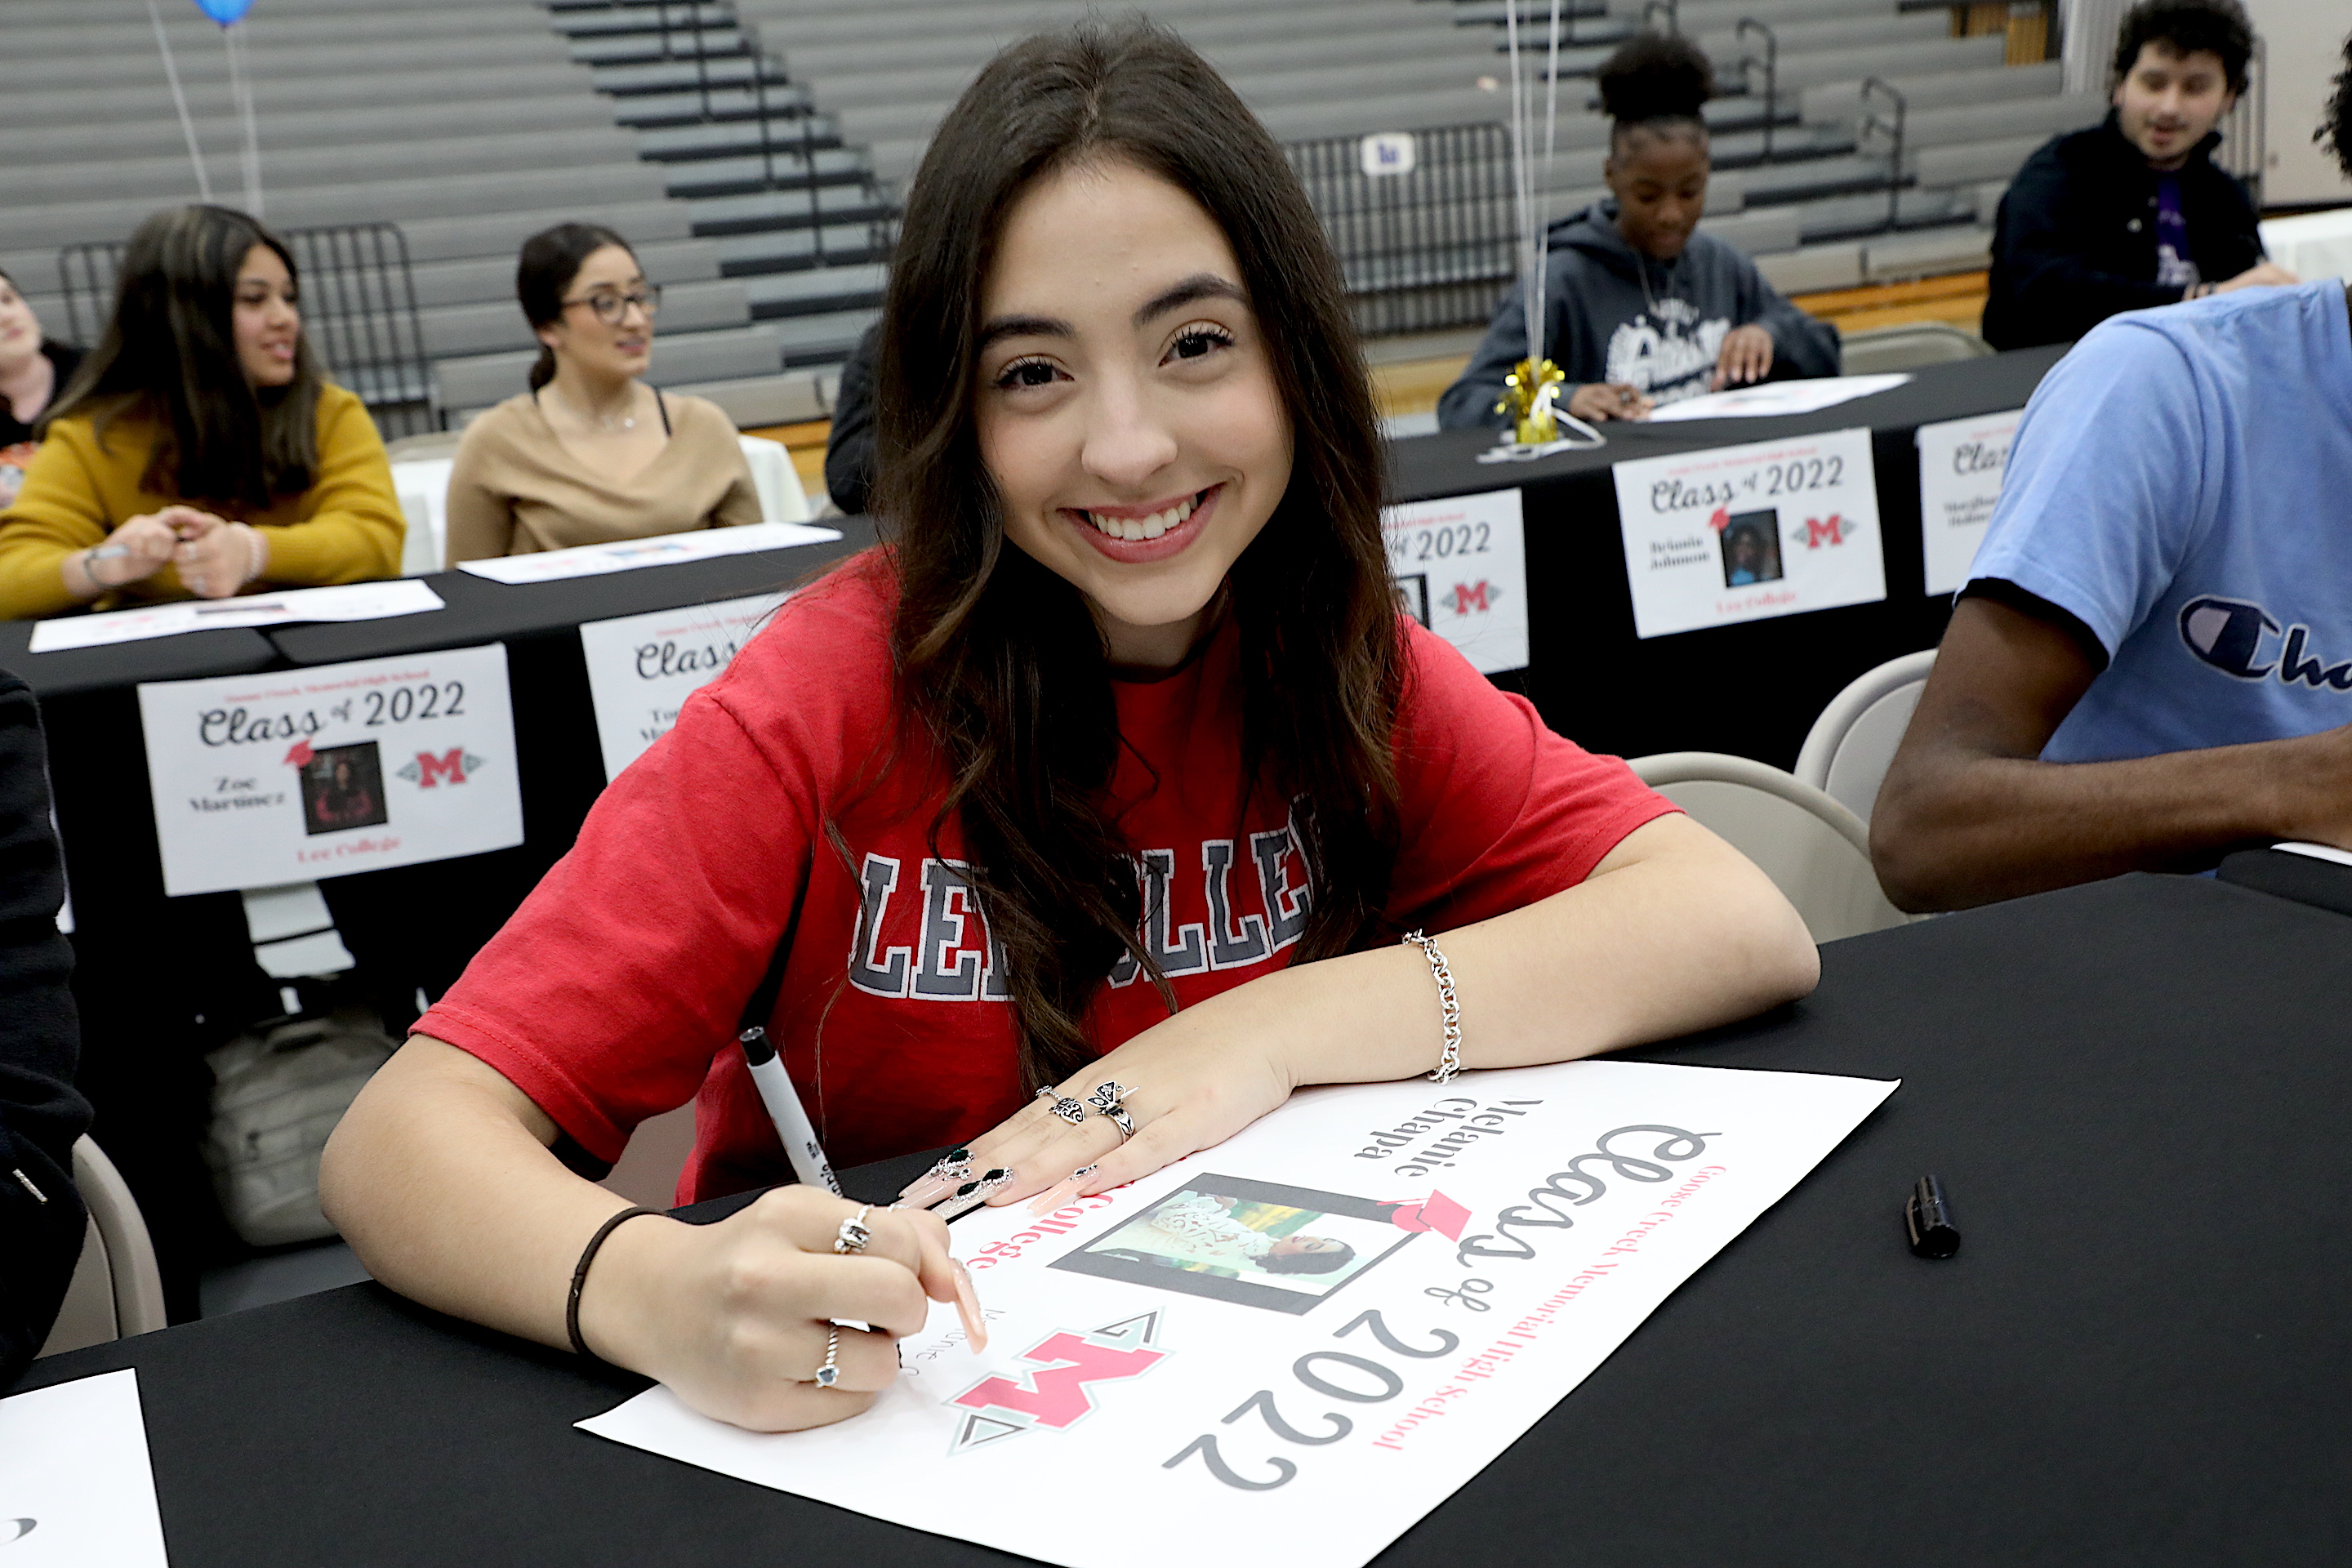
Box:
(1981, 0, 2295, 350)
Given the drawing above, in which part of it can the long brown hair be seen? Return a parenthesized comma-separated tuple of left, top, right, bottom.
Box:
(40, 205, 324, 511)
(871, 21, 1405, 1089)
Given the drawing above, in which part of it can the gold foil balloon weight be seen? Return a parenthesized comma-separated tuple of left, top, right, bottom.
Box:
(1495, 358, 1566, 446)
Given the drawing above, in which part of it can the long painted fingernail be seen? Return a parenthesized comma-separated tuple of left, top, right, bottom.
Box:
(1027, 1164, 1099, 1216)
(951, 1260, 987, 1353)
(933, 1169, 1013, 1222)
(898, 1147, 975, 1205)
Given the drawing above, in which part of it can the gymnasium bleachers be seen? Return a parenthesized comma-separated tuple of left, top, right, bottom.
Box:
(0, 0, 816, 428)
(1, 0, 2102, 425)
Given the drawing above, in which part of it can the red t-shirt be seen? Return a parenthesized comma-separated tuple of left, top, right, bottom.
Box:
(420, 553, 1676, 1200)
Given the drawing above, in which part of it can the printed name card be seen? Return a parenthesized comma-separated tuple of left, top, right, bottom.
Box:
(1380, 488, 1529, 675)
(1914, 409, 2024, 596)
(577, 593, 787, 782)
(136, 644, 522, 897)
(1610, 427, 1887, 639)
(580, 1058, 1897, 1568)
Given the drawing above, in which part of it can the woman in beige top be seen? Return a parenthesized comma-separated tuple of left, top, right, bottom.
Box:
(444, 224, 761, 564)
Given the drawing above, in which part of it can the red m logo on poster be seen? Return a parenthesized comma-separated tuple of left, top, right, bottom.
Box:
(412, 749, 469, 786)
(1452, 581, 1493, 612)
(950, 1332, 1165, 1429)
(1801, 514, 1846, 549)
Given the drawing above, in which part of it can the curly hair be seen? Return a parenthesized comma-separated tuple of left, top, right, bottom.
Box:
(1597, 31, 1714, 150)
(2110, 0, 2254, 95)
(2320, 29, 2352, 180)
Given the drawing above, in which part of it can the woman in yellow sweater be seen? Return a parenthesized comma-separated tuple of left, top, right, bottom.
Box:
(0, 205, 404, 620)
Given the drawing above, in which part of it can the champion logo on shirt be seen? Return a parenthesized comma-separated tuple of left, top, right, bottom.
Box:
(2178, 595, 2352, 690)
(844, 813, 1315, 1001)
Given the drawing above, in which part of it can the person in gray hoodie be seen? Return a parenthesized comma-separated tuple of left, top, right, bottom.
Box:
(1438, 33, 1841, 430)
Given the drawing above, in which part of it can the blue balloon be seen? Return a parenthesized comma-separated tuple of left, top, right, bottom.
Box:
(191, 0, 256, 22)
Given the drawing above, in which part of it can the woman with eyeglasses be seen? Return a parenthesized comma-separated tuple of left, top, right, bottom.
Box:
(443, 224, 761, 565)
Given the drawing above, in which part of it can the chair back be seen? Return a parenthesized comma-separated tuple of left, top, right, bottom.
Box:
(38, 1138, 167, 1358)
(1793, 648, 1937, 822)
(1631, 751, 1909, 943)
(1838, 323, 1993, 373)
(736, 434, 813, 525)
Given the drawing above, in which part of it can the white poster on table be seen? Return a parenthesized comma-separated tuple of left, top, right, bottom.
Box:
(1915, 409, 2024, 597)
(1610, 426, 1886, 639)
(578, 592, 787, 782)
(137, 644, 521, 896)
(581, 1058, 1896, 1568)
(1381, 488, 1528, 675)
(0, 1369, 170, 1567)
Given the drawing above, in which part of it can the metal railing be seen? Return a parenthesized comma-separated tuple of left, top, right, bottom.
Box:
(1736, 18, 1778, 162)
(1858, 75, 1908, 234)
(630, 0, 898, 265)
(58, 222, 436, 438)
(2216, 34, 2265, 206)
(1283, 123, 1517, 337)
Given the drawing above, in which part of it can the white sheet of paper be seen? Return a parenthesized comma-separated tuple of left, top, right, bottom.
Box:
(457, 522, 841, 585)
(28, 579, 445, 653)
(1611, 426, 1886, 639)
(1642, 372, 1910, 423)
(577, 593, 788, 781)
(137, 643, 522, 896)
(1381, 488, 1528, 674)
(580, 1059, 1895, 1568)
(0, 1369, 170, 1567)
(1914, 408, 2024, 596)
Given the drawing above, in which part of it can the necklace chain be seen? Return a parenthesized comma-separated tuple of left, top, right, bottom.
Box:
(556, 385, 637, 433)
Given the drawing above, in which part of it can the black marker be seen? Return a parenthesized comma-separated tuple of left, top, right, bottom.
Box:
(1904, 1174, 1960, 1259)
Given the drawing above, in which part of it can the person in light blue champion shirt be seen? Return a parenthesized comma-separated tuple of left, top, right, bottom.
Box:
(1870, 60, 2352, 913)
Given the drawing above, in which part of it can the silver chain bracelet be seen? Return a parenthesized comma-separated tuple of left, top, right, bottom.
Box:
(1401, 929, 1462, 1082)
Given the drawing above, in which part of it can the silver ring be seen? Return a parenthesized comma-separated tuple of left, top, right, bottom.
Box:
(1048, 1095, 1087, 1125)
(833, 1204, 873, 1254)
(1086, 1081, 1137, 1138)
(813, 1324, 842, 1388)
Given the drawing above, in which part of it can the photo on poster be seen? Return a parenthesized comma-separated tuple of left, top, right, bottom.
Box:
(1717, 510, 1784, 588)
(1049, 1174, 1418, 1315)
(1393, 572, 1431, 629)
(299, 742, 387, 836)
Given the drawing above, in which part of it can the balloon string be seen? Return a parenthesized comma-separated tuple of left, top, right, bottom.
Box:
(1535, 0, 1563, 345)
(225, 22, 262, 216)
(147, 0, 212, 203)
(1503, 0, 1535, 371)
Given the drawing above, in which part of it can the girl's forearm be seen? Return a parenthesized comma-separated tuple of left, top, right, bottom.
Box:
(1174, 815, 1818, 1090)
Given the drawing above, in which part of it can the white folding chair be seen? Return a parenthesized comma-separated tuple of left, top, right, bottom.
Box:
(389, 456, 455, 577)
(38, 1137, 168, 1357)
(737, 434, 813, 523)
(1793, 649, 1937, 824)
(1631, 751, 1909, 943)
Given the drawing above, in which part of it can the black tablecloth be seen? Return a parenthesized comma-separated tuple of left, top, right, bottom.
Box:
(1391, 347, 2066, 767)
(20, 872, 2352, 1565)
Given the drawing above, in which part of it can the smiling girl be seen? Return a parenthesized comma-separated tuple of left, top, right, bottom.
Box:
(0, 205, 403, 617)
(323, 23, 1816, 1435)
(1439, 33, 1841, 427)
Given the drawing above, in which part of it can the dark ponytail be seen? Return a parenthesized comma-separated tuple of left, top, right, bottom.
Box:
(516, 223, 631, 391)
(1597, 33, 1714, 150)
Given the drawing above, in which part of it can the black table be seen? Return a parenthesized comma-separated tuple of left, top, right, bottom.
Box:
(1392, 346, 2065, 768)
(20, 871, 2351, 1566)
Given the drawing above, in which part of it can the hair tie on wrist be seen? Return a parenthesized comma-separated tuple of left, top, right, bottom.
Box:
(567, 1205, 661, 1361)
